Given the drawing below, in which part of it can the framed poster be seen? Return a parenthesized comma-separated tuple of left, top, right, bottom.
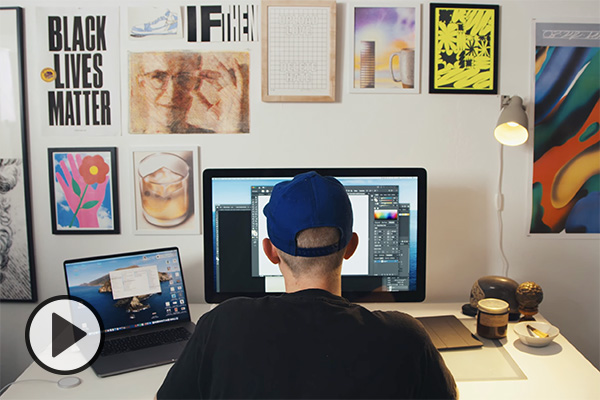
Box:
(429, 3, 499, 94)
(261, 0, 336, 102)
(132, 148, 200, 235)
(48, 148, 120, 234)
(349, 2, 421, 93)
(0, 7, 37, 302)
(530, 21, 600, 235)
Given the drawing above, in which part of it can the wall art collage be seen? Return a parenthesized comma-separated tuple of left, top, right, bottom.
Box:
(1, 2, 598, 302)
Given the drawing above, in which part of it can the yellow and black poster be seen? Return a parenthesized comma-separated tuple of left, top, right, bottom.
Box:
(429, 3, 499, 94)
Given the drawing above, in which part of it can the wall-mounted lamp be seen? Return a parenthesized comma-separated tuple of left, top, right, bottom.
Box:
(494, 95, 529, 146)
(493, 95, 529, 278)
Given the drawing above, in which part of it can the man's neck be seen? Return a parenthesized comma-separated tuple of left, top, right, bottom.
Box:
(283, 273, 342, 297)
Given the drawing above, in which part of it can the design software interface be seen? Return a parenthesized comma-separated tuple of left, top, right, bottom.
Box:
(211, 176, 419, 293)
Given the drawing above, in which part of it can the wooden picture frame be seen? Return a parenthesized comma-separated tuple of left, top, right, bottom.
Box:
(261, 0, 336, 102)
(0, 7, 37, 302)
(429, 3, 499, 94)
(349, 2, 421, 94)
(48, 148, 120, 235)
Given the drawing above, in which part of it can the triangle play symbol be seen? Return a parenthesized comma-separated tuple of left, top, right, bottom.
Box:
(52, 312, 87, 358)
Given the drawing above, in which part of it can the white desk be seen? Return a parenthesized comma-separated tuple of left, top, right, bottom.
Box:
(2, 303, 599, 399)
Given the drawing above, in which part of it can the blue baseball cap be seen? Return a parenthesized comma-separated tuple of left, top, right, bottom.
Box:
(263, 171, 353, 257)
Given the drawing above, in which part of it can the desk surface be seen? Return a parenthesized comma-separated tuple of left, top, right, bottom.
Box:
(2, 302, 599, 400)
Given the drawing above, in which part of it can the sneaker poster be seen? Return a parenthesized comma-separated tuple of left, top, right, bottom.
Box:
(34, 7, 120, 136)
(128, 7, 182, 40)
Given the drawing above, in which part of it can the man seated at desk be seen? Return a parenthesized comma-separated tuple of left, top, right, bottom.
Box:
(157, 171, 457, 399)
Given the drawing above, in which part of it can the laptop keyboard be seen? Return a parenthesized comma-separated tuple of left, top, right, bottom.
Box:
(100, 327, 192, 356)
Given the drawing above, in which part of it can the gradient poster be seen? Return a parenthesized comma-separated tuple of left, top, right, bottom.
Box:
(531, 22, 600, 234)
(351, 5, 420, 93)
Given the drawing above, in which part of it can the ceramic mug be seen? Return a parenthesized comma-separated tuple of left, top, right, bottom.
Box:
(389, 48, 415, 88)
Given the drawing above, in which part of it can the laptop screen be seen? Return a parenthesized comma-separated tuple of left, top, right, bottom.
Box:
(64, 247, 191, 334)
(203, 168, 427, 303)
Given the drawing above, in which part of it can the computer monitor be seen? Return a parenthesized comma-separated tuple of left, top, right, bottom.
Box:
(203, 168, 426, 303)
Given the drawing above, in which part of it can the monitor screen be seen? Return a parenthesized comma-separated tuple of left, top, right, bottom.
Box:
(203, 168, 426, 303)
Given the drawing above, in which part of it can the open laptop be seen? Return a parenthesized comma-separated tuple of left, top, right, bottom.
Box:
(63, 247, 196, 377)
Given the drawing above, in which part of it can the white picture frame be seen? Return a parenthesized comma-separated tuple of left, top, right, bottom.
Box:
(131, 147, 200, 235)
(348, 2, 421, 94)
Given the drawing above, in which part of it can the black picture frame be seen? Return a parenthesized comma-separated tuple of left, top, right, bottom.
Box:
(48, 147, 120, 235)
(0, 7, 37, 302)
(429, 3, 499, 94)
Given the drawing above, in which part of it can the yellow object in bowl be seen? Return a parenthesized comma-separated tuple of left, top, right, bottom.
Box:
(514, 322, 559, 347)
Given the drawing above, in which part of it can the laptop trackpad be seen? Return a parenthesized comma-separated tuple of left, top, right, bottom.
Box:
(93, 342, 185, 377)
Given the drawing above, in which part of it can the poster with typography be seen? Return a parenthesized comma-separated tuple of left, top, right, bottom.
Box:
(36, 7, 120, 135)
(261, 0, 336, 102)
(186, 3, 259, 42)
(531, 22, 600, 234)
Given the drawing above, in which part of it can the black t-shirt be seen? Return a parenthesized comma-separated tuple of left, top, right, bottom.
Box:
(157, 289, 457, 399)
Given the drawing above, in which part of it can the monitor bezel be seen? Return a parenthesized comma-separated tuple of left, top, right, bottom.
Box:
(202, 168, 427, 303)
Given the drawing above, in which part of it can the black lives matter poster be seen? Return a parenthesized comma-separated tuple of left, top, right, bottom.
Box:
(37, 8, 120, 135)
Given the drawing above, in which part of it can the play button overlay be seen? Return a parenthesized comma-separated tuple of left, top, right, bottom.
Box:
(52, 312, 87, 357)
(26, 295, 104, 375)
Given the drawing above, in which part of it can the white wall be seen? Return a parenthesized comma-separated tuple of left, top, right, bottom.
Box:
(1, 0, 599, 388)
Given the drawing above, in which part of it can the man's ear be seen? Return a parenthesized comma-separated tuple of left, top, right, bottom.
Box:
(343, 233, 359, 260)
(262, 238, 280, 265)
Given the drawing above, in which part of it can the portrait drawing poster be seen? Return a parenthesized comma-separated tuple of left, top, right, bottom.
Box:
(530, 22, 600, 234)
(0, 7, 36, 301)
(129, 51, 250, 134)
(35, 7, 120, 136)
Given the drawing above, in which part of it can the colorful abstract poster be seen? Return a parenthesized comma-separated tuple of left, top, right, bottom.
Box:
(35, 7, 120, 136)
(429, 3, 498, 94)
(48, 148, 120, 234)
(531, 22, 600, 234)
(350, 3, 420, 93)
(129, 51, 249, 134)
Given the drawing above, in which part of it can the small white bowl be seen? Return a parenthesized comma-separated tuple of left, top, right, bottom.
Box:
(514, 321, 559, 347)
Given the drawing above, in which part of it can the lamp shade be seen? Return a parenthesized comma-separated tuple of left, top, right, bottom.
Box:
(494, 96, 529, 146)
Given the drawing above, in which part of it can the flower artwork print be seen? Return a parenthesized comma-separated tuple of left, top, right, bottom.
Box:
(429, 4, 498, 94)
(49, 149, 119, 234)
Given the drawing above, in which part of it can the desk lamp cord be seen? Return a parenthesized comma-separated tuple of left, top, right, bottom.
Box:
(497, 144, 510, 277)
